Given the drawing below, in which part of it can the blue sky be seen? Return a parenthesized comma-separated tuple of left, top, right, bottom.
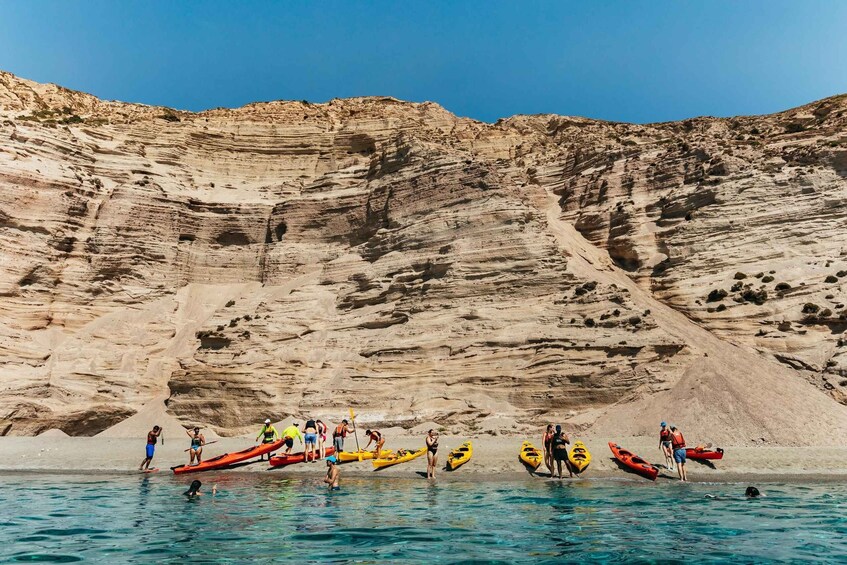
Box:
(1, 1, 845, 123)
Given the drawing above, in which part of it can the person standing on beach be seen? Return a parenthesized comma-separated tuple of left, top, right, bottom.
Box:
(670, 425, 687, 481)
(364, 429, 385, 458)
(256, 419, 279, 461)
(303, 418, 319, 462)
(551, 425, 572, 479)
(324, 456, 340, 490)
(659, 422, 674, 471)
(139, 425, 161, 471)
(425, 429, 439, 479)
(316, 419, 328, 459)
(186, 427, 205, 466)
(542, 424, 555, 476)
(333, 419, 354, 453)
(281, 422, 303, 455)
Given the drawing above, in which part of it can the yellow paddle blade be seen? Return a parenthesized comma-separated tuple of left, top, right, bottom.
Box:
(349, 408, 356, 419)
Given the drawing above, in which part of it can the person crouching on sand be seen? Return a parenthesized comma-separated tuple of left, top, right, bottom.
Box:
(670, 425, 687, 481)
(324, 456, 340, 490)
(280, 422, 303, 455)
(186, 427, 205, 466)
(364, 429, 385, 458)
(426, 429, 439, 479)
(659, 422, 674, 471)
(139, 425, 161, 471)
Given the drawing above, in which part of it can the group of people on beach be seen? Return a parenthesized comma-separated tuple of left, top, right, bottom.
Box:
(140, 416, 698, 487)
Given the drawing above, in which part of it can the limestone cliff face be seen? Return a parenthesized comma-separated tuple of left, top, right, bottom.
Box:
(1, 71, 846, 444)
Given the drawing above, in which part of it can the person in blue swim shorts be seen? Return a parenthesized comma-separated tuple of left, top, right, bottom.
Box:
(670, 425, 688, 482)
(139, 425, 161, 471)
(303, 418, 319, 462)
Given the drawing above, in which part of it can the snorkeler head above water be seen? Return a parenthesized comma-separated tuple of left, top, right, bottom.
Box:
(184, 480, 202, 497)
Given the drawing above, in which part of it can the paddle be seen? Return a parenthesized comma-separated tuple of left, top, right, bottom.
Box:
(349, 408, 362, 461)
(183, 440, 218, 452)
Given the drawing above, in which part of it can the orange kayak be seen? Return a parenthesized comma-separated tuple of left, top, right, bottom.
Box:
(608, 442, 658, 481)
(686, 447, 724, 460)
(269, 447, 336, 467)
(171, 439, 286, 474)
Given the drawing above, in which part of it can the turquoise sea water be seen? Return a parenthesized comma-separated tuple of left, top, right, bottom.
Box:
(1, 473, 845, 563)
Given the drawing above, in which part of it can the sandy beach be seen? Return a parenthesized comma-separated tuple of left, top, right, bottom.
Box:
(3, 433, 846, 483)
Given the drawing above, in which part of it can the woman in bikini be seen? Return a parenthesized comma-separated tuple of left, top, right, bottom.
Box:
(542, 424, 555, 476)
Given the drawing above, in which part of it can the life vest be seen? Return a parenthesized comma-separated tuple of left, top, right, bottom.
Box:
(333, 424, 346, 438)
(262, 426, 276, 441)
(305, 419, 317, 430)
(659, 429, 671, 442)
(670, 430, 686, 449)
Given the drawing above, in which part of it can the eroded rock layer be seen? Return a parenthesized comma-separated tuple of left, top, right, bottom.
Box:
(1, 71, 845, 443)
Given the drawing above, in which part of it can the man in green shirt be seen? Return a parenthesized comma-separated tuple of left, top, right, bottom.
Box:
(256, 419, 279, 460)
(281, 422, 303, 455)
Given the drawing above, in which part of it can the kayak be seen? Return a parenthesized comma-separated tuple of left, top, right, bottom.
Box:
(337, 449, 393, 462)
(269, 447, 336, 467)
(608, 442, 658, 481)
(447, 441, 472, 470)
(171, 438, 286, 474)
(519, 441, 543, 470)
(373, 447, 427, 469)
(568, 441, 591, 473)
(685, 447, 724, 460)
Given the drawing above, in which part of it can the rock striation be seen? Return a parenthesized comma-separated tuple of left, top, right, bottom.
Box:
(1, 71, 846, 444)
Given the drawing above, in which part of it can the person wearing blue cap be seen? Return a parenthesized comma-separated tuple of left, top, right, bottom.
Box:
(659, 422, 674, 471)
(323, 456, 340, 490)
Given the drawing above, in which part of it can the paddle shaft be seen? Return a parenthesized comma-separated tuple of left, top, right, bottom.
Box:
(349, 408, 361, 454)
(183, 440, 218, 452)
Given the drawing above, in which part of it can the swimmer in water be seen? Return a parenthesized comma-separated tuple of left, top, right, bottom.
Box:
(183, 480, 217, 498)
(705, 486, 763, 500)
(324, 456, 340, 490)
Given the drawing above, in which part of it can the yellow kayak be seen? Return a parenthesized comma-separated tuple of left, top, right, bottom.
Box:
(519, 441, 543, 469)
(447, 441, 472, 470)
(337, 449, 392, 463)
(568, 440, 591, 473)
(372, 447, 427, 469)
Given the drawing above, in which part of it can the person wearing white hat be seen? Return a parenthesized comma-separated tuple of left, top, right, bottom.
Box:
(256, 419, 279, 460)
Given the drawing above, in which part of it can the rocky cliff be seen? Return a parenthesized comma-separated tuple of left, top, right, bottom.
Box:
(1, 71, 846, 444)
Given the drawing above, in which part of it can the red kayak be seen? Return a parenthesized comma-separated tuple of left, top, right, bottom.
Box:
(608, 442, 659, 481)
(269, 447, 336, 467)
(686, 447, 724, 460)
(171, 439, 286, 474)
